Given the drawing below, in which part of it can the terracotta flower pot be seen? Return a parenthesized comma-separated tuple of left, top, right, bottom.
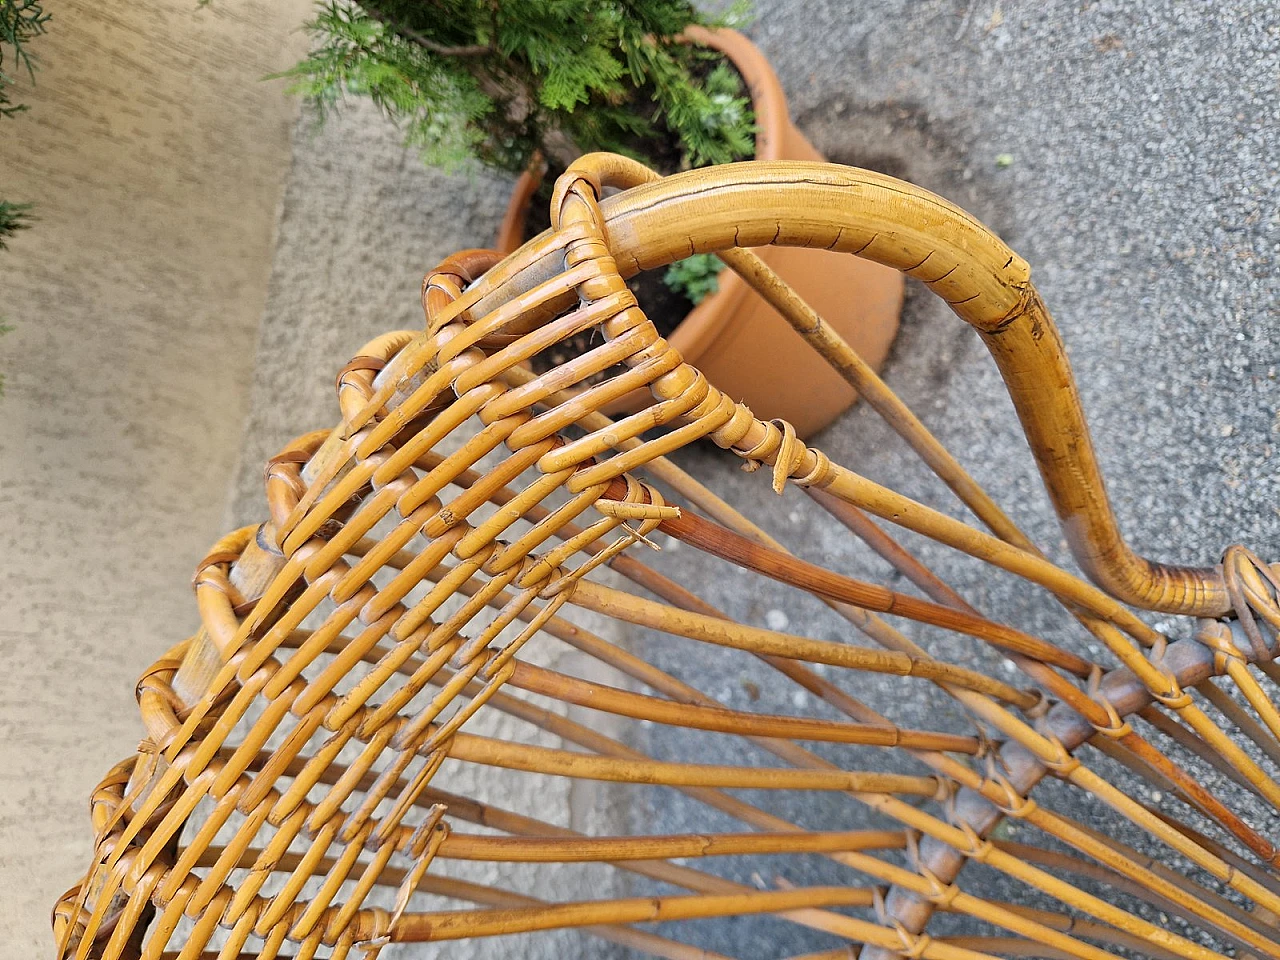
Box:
(494, 28, 904, 438)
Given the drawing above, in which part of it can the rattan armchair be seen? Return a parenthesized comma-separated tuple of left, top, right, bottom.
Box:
(54, 155, 1280, 960)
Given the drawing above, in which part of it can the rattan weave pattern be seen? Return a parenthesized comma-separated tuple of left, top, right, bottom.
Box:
(54, 156, 1280, 960)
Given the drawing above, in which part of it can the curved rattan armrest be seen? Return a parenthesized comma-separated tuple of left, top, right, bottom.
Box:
(543, 156, 1226, 617)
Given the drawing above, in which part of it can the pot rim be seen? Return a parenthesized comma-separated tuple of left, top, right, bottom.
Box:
(492, 29, 795, 364)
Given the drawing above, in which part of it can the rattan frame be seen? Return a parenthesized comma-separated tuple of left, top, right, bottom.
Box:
(54, 155, 1280, 960)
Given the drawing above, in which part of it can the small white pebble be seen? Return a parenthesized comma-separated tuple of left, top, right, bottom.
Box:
(792, 690, 809, 709)
(788, 510, 802, 524)
(1001, 659, 1017, 675)
(765, 609, 790, 631)
(1150, 791, 1163, 803)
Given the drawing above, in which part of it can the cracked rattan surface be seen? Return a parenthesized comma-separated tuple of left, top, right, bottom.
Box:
(56, 157, 1280, 960)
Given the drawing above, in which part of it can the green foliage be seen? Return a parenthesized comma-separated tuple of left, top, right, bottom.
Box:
(1, 0, 45, 241)
(0, 316, 9, 394)
(1, 0, 48, 118)
(274, 2, 492, 170)
(0, 199, 32, 250)
(1, 0, 49, 395)
(279, 0, 756, 175)
(663, 252, 724, 305)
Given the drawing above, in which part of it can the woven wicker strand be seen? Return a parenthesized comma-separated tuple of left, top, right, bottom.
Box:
(54, 156, 1279, 960)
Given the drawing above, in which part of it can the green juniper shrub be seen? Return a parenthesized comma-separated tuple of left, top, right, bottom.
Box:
(278, 0, 756, 178)
(278, 1, 761, 359)
(1, 0, 51, 394)
(1, 0, 47, 241)
(662, 251, 726, 305)
(0, 198, 32, 251)
(0, 0, 47, 119)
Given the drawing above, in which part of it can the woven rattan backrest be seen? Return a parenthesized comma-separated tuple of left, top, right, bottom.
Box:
(56, 156, 1280, 960)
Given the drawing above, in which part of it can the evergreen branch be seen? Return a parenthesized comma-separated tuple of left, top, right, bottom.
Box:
(360, 5, 490, 57)
(1, 0, 50, 117)
(0, 1, 48, 397)
(0, 200, 33, 250)
(283, 1, 756, 176)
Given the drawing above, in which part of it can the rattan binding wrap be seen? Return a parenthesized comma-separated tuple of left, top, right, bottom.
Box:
(55, 156, 1280, 960)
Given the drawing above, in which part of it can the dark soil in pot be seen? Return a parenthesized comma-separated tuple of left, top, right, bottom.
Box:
(520, 183, 695, 385)
(520, 55, 750, 385)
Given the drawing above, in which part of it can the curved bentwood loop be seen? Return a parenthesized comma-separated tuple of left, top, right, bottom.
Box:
(57, 157, 1279, 960)
(557, 155, 1229, 618)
